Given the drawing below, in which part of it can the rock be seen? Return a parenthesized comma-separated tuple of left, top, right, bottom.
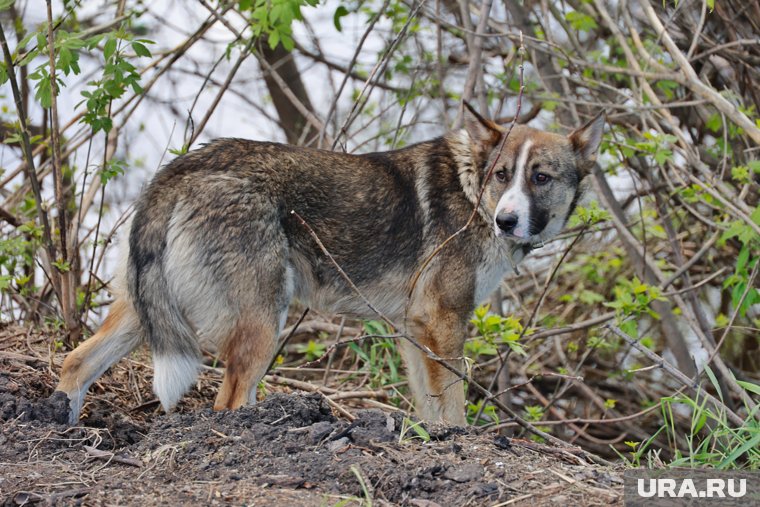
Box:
(443, 463, 484, 483)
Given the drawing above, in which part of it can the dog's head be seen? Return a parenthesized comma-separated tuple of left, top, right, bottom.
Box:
(462, 103, 604, 246)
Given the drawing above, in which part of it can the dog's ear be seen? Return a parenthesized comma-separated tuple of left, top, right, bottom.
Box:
(462, 101, 501, 148)
(569, 111, 605, 172)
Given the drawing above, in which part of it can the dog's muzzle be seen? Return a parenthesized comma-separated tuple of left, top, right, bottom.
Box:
(495, 211, 519, 235)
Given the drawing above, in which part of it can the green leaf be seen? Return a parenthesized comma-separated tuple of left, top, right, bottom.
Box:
(270, 4, 282, 23)
(737, 380, 760, 396)
(692, 407, 708, 434)
(705, 113, 722, 133)
(736, 245, 749, 273)
(0, 0, 14, 11)
(474, 304, 489, 319)
(103, 37, 117, 61)
(100, 159, 125, 183)
(720, 220, 747, 245)
(35, 32, 47, 58)
(58, 47, 72, 73)
(34, 75, 53, 108)
(333, 5, 349, 31)
(566, 11, 598, 32)
(280, 32, 294, 51)
(751, 205, 760, 226)
(703, 364, 723, 402)
(718, 432, 760, 470)
(268, 29, 280, 49)
(131, 41, 151, 57)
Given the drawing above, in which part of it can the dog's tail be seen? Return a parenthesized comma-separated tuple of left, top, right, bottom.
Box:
(139, 284, 201, 413)
(56, 297, 143, 424)
(128, 191, 202, 413)
(56, 225, 143, 423)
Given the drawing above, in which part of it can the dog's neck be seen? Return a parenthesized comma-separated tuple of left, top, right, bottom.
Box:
(446, 129, 495, 227)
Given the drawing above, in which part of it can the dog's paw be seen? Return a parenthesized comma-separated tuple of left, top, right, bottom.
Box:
(39, 391, 73, 425)
(38, 390, 81, 425)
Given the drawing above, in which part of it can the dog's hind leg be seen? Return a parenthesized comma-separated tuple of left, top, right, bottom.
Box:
(55, 298, 142, 424)
(213, 314, 281, 410)
(213, 265, 293, 411)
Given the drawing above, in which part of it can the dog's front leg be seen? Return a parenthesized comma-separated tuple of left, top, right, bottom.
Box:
(401, 309, 468, 426)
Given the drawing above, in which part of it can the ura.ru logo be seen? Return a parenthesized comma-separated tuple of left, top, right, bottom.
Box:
(637, 478, 746, 498)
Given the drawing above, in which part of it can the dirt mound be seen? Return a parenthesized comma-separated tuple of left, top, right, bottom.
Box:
(131, 394, 493, 504)
(0, 373, 69, 425)
(0, 326, 624, 505)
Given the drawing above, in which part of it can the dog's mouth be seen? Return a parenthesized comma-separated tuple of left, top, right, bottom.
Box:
(494, 225, 542, 245)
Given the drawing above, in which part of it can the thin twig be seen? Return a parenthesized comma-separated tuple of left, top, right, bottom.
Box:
(605, 323, 745, 428)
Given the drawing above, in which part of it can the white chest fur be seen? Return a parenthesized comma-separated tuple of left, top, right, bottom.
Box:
(473, 241, 525, 305)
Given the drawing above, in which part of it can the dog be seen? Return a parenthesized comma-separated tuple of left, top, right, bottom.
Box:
(56, 104, 604, 425)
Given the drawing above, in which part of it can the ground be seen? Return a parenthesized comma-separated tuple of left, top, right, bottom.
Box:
(0, 325, 624, 506)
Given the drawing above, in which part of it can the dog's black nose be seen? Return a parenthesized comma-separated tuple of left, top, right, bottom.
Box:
(496, 212, 518, 234)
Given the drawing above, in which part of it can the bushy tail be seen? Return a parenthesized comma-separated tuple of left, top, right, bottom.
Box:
(57, 297, 143, 424)
(127, 193, 201, 412)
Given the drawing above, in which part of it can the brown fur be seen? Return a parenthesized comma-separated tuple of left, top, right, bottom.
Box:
(214, 317, 277, 410)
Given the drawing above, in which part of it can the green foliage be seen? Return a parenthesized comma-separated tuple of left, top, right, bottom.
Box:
(294, 339, 327, 361)
(0, 12, 153, 133)
(730, 160, 760, 186)
(720, 206, 760, 317)
(169, 144, 190, 156)
(238, 0, 320, 50)
(658, 374, 760, 469)
(14, 28, 96, 108)
(605, 276, 665, 326)
(523, 405, 549, 442)
(100, 158, 126, 184)
(617, 370, 760, 470)
(345, 321, 403, 397)
(398, 417, 430, 443)
(565, 11, 598, 32)
(333, 5, 349, 31)
(568, 200, 611, 227)
(626, 132, 678, 166)
(51, 258, 71, 273)
(562, 247, 624, 285)
(467, 304, 527, 359)
(524, 404, 544, 421)
(466, 399, 499, 425)
(375, 0, 420, 34)
(601, 275, 667, 342)
(80, 32, 153, 134)
(614, 434, 664, 468)
(0, 224, 39, 295)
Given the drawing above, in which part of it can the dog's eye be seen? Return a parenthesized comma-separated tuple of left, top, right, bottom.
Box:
(533, 172, 551, 185)
(494, 170, 507, 182)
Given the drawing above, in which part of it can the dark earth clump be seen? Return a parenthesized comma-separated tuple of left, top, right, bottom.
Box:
(0, 374, 69, 425)
(0, 327, 624, 506)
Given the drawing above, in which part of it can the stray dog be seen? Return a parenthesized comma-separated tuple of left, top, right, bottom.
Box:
(56, 104, 604, 425)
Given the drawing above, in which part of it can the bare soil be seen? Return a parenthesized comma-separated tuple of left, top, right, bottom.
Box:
(0, 325, 624, 506)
